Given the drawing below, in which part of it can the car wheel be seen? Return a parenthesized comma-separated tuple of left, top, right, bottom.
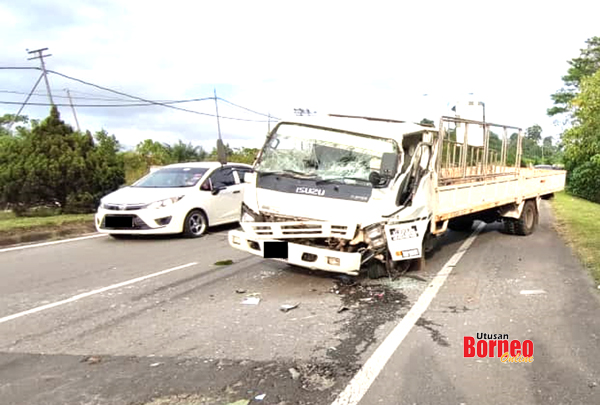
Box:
(183, 209, 208, 238)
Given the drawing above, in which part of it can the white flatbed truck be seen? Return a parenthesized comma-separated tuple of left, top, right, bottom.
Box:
(228, 115, 566, 278)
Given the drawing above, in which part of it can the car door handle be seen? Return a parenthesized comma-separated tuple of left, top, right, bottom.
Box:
(233, 190, 241, 194)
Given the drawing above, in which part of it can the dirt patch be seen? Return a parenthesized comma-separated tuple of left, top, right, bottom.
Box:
(0, 221, 96, 247)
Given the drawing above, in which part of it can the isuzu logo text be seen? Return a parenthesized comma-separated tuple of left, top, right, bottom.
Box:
(295, 187, 325, 196)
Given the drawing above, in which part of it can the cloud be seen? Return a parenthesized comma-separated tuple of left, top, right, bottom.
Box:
(1, 0, 600, 150)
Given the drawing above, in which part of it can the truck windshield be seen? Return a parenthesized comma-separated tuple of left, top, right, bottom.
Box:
(255, 124, 400, 183)
(132, 167, 208, 188)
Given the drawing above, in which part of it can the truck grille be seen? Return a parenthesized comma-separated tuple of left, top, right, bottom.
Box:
(243, 221, 356, 239)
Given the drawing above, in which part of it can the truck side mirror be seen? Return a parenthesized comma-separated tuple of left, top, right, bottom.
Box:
(380, 152, 399, 178)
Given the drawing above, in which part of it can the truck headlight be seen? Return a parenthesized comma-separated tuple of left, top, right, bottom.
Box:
(241, 202, 263, 222)
(145, 196, 184, 209)
(365, 223, 386, 249)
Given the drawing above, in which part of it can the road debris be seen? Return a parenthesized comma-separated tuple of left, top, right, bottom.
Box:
(337, 306, 349, 313)
(242, 297, 261, 305)
(235, 289, 247, 294)
(214, 259, 234, 266)
(226, 400, 250, 405)
(280, 303, 299, 313)
(289, 368, 301, 380)
(254, 393, 266, 400)
(81, 356, 101, 365)
(150, 362, 162, 367)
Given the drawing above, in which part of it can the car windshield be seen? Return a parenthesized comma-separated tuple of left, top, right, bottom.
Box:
(132, 167, 209, 188)
(255, 124, 400, 183)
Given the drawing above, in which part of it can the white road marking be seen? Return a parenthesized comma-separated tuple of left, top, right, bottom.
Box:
(330, 222, 485, 405)
(0, 233, 107, 253)
(0, 262, 198, 324)
(520, 289, 547, 295)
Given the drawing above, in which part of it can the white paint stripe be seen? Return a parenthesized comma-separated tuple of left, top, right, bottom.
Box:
(0, 262, 198, 324)
(331, 222, 485, 405)
(0, 233, 107, 253)
(520, 289, 546, 295)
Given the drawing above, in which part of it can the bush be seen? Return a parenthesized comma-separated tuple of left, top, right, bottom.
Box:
(64, 192, 96, 214)
(567, 160, 600, 203)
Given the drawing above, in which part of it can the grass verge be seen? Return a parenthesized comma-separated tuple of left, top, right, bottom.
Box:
(550, 191, 600, 284)
(0, 212, 95, 232)
(0, 212, 96, 246)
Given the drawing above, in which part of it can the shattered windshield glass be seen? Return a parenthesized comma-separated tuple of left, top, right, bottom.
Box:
(255, 124, 400, 183)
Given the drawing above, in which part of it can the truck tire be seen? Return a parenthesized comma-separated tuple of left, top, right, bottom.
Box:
(502, 218, 516, 235)
(514, 200, 538, 236)
(366, 260, 387, 279)
(448, 217, 474, 232)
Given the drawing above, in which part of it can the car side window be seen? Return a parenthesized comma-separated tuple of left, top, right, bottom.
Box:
(234, 167, 253, 183)
(210, 167, 235, 188)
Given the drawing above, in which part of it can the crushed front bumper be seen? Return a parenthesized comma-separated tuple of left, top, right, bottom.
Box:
(228, 229, 362, 275)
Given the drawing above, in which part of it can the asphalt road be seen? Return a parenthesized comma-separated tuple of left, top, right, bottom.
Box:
(0, 201, 599, 405)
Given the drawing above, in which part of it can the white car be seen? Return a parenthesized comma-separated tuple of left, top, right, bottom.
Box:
(95, 162, 253, 238)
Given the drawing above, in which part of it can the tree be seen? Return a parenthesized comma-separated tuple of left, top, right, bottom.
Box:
(560, 69, 600, 202)
(548, 36, 600, 117)
(525, 124, 542, 143)
(135, 139, 171, 166)
(0, 106, 125, 214)
(0, 113, 29, 137)
(420, 118, 435, 126)
(164, 140, 207, 163)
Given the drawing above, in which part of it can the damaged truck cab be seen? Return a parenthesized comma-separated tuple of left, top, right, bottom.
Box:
(228, 115, 566, 278)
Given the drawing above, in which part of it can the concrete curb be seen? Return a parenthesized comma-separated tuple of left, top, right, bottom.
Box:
(0, 222, 97, 247)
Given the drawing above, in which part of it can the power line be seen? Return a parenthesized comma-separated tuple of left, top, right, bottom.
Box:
(217, 97, 279, 120)
(44, 69, 274, 122)
(8, 73, 44, 129)
(0, 66, 276, 122)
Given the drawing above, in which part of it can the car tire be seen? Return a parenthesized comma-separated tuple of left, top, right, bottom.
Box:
(183, 209, 208, 238)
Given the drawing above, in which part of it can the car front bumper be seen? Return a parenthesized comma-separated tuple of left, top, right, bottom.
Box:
(228, 229, 362, 275)
(95, 207, 185, 235)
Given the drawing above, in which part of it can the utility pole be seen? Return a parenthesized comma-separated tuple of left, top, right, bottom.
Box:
(213, 88, 222, 142)
(27, 47, 54, 106)
(65, 88, 81, 131)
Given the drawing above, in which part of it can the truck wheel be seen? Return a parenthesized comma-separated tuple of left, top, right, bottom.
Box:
(366, 260, 387, 279)
(514, 200, 538, 236)
(502, 218, 516, 235)
(183, 209, 208, 238)
(448, 217, 474, 232)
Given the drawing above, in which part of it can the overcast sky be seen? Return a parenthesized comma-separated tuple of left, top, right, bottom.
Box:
(1, 0, 598, 151)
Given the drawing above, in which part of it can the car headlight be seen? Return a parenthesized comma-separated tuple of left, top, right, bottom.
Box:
(364, 223, 386, 249)
(240, 202, 263, 222)
(145, 196, 184, 209)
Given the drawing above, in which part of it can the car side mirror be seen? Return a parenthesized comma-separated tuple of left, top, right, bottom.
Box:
(380, 152, 399, 178)
(211, 186, 226, 195)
